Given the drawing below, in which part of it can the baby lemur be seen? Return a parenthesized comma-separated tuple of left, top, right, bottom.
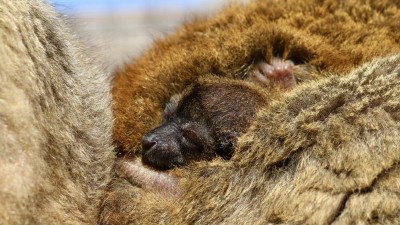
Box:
(142, 57, 298, 169)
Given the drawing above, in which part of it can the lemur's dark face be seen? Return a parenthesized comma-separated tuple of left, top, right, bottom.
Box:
(142, 81, 267, 170)
(142, 88, 216, 170)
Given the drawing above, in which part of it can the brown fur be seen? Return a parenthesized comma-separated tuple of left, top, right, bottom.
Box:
(113, 0, 400, 155)
(0, 0, 114, 224)
(102, 54, 400, 224)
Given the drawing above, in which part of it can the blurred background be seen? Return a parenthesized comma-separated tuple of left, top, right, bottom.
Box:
(49, 0, 248, 70)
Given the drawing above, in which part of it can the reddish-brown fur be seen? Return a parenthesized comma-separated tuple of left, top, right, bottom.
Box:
(113, 0, 400, 155)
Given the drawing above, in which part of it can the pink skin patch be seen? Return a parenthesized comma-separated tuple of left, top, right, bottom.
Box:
(116, 158, 182, 200)
(251, 57, 296, 89)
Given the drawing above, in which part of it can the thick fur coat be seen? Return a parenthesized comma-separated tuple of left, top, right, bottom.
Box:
(113, 0, 400, 155)
(105, 0, 400, 224)
(0, 0, 114, 224)
(2, 0, 400, 224)
(104, 54, 400, 225)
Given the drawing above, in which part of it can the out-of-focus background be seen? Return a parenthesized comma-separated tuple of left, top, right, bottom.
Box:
(50, 0, 248, 70)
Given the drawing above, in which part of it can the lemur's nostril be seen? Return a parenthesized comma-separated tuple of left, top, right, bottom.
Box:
(142, 135, 156, 152)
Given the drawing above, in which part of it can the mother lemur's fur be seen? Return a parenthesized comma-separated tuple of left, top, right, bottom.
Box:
(0, 0, 114, 224)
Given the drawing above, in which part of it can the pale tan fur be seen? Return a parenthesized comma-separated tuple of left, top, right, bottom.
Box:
(0, 0, 115, 224)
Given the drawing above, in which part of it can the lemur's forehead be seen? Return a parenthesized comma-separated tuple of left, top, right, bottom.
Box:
(163, 94, 182, 119)
(162, 85, 208, 124)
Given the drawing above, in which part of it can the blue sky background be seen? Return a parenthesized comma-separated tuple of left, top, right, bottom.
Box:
(49, 0, 212, 13)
